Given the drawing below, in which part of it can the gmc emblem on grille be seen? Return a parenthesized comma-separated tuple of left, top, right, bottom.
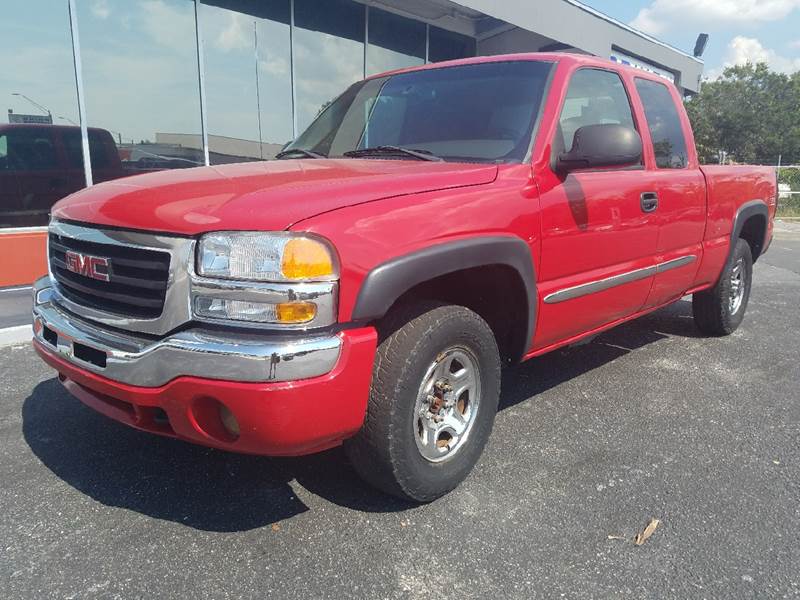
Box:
(64, 251, 111, 282)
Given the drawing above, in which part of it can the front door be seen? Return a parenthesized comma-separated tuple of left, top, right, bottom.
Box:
(532, 67, 659, 351)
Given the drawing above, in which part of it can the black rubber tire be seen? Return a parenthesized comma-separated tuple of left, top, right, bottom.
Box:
(692, 238, 753, 336)
(345, 302, 501, 502)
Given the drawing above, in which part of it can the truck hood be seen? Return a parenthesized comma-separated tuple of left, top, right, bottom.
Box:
(52, 159, 498, 236)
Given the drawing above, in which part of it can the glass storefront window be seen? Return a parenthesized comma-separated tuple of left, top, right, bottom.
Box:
(366, 8, 426, 76)
(77, 0, 204, 178)
(293, 0, 365, 134)
(199, 0, 292, 163)
(0, 1, 80, 228)
(428, 26, 476, 63)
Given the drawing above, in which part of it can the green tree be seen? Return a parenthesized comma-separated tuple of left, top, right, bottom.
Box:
(684, 62, 800, 165)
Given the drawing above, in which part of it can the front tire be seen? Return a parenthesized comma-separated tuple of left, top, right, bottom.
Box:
(345, 302, 501, 502)
(692, 238, 753, 335)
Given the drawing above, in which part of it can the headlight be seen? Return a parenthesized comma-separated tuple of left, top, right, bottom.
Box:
(197, 232, 337, 282)
(193, 232, 339, 327)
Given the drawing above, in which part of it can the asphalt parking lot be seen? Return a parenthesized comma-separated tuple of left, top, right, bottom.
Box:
(1, 224, 799, 599)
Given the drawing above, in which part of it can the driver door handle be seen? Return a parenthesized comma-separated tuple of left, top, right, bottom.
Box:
(640, 191, 659, 213)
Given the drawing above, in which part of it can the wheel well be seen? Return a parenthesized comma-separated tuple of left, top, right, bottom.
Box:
(738, 213, 767, 261)
(376, 264, 530, 364)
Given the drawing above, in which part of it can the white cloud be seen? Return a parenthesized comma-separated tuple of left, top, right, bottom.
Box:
(90, 0, 110, 20)
(631, 0, 800, 35)
(140, 0, 196, 56)
(706, 36, 800, 78)
(259, 55, 289, 77)
(790, 40, 800, 49)
(214, 12, 250, 52)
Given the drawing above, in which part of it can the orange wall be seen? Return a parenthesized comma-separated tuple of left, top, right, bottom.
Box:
(0, 231, 48, 287)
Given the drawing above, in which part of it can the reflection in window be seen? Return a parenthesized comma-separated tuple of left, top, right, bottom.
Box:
(77, 0, 204, 178)
(634, 78, 688, 169)
(289, 61, 553, 164)
(293, 0, 365, 133)
(0, 1, 81, 228)
(366, 8, 425, 76)
(428, 26, 476, 63)
(200, 0, 292, 163)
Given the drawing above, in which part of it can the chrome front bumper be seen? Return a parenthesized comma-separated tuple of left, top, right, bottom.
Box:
(32, 277, 342, 387)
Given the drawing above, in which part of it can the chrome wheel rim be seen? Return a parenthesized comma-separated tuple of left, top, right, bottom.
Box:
(729, 257, 746, 314)
(413, 346, 481, 463)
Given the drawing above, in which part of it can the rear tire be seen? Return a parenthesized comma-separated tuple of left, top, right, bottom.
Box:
(692, 238, 753, 335)
(345, 302, 501, 502)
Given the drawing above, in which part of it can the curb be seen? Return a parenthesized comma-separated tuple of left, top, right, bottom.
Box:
(0, 325, 32, 348)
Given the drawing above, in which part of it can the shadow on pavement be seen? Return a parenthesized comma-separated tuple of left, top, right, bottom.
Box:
(22, 300, 699, 532)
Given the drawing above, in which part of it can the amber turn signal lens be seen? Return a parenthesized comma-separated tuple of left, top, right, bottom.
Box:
(276, 301, 317, 323)
(281, 238, 335, 280)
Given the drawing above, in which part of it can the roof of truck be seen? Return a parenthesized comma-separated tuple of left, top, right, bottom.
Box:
(368, 52, 674, 90)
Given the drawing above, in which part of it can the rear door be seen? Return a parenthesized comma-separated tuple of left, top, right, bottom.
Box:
(533, 67, 659, 350)
(632, 77, 706, 308)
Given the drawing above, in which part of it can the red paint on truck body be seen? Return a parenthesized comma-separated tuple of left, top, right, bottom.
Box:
(36, 53, 777, 456)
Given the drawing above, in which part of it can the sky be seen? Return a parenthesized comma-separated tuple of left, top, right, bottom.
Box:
(582, 0, 800, 78)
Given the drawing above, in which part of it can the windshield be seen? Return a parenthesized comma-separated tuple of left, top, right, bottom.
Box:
(285, 60, 553, 163)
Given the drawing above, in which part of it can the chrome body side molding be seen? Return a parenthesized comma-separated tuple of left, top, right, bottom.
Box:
(543, 255, 697, 304)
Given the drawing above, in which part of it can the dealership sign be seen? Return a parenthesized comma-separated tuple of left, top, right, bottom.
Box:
(7, 111, 53, 125)
(610, 51, 676, 83)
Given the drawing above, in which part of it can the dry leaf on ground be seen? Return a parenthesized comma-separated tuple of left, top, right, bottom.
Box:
(634, 518, 660, 546)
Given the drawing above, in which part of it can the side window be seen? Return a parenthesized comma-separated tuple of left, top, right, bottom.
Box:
(634, 78, 688, 169)
(6, 129, 58, 171)
(556, 69, 637, 158)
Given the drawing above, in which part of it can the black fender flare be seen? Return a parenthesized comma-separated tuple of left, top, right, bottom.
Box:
(351, 236, 538, 359)
(730, 199, 769, 262)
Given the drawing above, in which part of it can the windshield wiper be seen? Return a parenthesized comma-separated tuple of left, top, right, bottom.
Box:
(343, 145, 443, 162)
(275, 148, 326, 159)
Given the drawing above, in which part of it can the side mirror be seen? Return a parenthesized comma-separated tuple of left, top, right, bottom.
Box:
(556, 124, 642, 173)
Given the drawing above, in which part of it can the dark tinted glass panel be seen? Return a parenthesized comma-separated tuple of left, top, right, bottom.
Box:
(200, 0, 293, 162)
(63, 129, 115, 170)
(556, 68, 636, 158)
(0, 1, 81, 228)
(366, 8, 425, 76)
(293, 0, 365, 132)
(634, 78, 688, 169)
(289, 61, 553, 163)
(428, 26, 475, 63)
(78, 0, 204, 180)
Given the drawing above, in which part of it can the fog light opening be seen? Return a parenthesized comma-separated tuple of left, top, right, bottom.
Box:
(190, 397, 240, 443)
(219, 404, 240, 438)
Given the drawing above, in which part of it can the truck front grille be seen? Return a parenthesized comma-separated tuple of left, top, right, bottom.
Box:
(49, 232, 171, 319)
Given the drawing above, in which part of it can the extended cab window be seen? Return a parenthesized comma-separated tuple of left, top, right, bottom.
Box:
(555, 68, 637, 159)
(634, 78, 688, 169)
(63, 129, 113, 170)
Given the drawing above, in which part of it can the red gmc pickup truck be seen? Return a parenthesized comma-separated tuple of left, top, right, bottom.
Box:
(32, 53, 777, 502)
